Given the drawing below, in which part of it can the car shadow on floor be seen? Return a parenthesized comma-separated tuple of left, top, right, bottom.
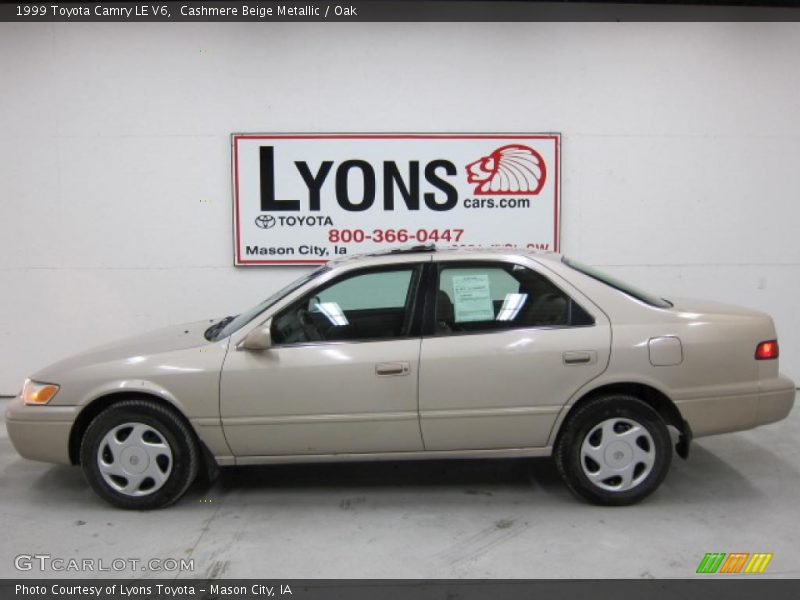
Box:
(659, 441, 766, 503)
(204, 456, 565, 496)
(185, 439, 768, 507)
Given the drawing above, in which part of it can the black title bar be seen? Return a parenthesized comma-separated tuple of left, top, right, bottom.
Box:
(2, 1, 800, 22)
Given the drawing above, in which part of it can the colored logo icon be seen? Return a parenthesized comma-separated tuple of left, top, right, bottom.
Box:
(696, 552, 773, 574)
(466, 144, 546, 195)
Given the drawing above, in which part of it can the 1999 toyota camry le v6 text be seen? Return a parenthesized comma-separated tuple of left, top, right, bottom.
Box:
(5, 246, 795, 509)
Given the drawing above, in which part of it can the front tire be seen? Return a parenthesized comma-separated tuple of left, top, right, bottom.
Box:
(554, 395, 672, 506)
(80, 399, 199, 510)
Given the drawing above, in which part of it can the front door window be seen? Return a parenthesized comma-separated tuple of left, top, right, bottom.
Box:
(272, 266, 421, 344)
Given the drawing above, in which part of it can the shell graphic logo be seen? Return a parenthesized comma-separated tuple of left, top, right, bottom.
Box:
(465, 144, 547, 195)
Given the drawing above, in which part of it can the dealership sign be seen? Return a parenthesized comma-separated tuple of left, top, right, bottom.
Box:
(232, 133, 560, 265)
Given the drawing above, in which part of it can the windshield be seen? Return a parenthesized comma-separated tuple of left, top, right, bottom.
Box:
(205, 266, 330, 341)
(562, 257, 672, 309)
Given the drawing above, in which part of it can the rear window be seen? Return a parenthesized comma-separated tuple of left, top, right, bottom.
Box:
(562, 257, 673, 309)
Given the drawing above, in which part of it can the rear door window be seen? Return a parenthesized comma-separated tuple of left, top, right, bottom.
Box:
(434, 262, 592, 335)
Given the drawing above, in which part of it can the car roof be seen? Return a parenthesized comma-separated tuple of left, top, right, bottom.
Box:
(327, 245, 564, 268)
(433, 246, 563, 261)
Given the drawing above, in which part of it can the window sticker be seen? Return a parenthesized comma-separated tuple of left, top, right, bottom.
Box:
(452, 274, 495, 322)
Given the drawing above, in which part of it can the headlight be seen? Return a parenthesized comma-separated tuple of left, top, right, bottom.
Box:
(21, 379, 60, 406)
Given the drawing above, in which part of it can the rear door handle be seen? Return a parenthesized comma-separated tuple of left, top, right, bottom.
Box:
(563, 351, 595, 365)
(375, 362, 410, 376)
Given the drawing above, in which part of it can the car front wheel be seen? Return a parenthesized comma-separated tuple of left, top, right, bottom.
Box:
(554, 394, 672, 506)
(79, 399, 199, 510)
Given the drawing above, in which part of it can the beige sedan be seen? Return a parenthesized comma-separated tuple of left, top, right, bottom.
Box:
(5, 247, 795, 509)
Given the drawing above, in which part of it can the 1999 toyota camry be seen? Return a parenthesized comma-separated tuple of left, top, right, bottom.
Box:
(5, 247, 795, 509)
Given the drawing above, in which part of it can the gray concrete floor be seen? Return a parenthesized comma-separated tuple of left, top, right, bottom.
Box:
(1, 398, 798, 579)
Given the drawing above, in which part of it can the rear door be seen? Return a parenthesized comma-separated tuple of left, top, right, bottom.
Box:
(418, 258, 611, 451)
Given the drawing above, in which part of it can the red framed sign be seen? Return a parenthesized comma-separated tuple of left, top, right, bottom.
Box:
(232, 133, 561, 265)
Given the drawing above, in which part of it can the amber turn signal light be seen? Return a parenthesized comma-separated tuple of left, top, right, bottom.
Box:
(21, 379, 60, 405)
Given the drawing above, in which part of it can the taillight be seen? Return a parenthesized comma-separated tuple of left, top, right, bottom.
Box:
(755, 340, 779, 360)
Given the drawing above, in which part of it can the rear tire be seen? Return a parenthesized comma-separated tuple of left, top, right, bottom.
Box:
(80, 399, 199, 510)
(554, 394, 672, 506)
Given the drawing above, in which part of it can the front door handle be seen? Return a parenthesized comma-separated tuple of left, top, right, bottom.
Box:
(563, 351, 596, 365)
(375, 362, 410, 376)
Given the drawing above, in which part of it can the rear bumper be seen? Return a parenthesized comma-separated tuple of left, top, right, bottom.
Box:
(4, 395, 76, 465)
(675, 375, 794, 438)
(757, 374, 795, 426)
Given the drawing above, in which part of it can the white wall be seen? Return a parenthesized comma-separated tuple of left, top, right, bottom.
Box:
(1, 22, 799, 394)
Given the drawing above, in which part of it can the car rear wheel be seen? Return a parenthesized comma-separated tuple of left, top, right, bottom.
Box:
(554, 394, 672, 506)
(79, 399, 199, 510)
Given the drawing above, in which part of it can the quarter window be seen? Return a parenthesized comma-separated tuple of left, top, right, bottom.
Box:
(434, 262, 592, 334)
(272, 267, 420, 344)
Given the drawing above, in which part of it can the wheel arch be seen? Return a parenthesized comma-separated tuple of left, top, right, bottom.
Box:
(551, 381, 692, 459)
(68, 391, 211, 467)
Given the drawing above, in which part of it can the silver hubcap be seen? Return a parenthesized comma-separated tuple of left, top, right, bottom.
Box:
(97, 422, 173, 497)
(580, 418, 656, 492)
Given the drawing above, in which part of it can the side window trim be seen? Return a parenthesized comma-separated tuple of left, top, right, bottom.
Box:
(408, 262, 434, 338)
(419, 261, 439, 338)
(270, 263, 425, 348)
(427, 259, 595, 338)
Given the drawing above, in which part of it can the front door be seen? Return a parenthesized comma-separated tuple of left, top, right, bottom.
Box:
(221, 264, 425, 457)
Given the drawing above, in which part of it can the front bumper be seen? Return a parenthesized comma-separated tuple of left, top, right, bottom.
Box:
(4, 395, 77, 465)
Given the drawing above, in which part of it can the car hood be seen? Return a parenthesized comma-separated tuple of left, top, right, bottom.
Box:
(31, 318, 220, 382)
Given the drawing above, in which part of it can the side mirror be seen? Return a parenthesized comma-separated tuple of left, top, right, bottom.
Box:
(239, 322, 272, 351)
